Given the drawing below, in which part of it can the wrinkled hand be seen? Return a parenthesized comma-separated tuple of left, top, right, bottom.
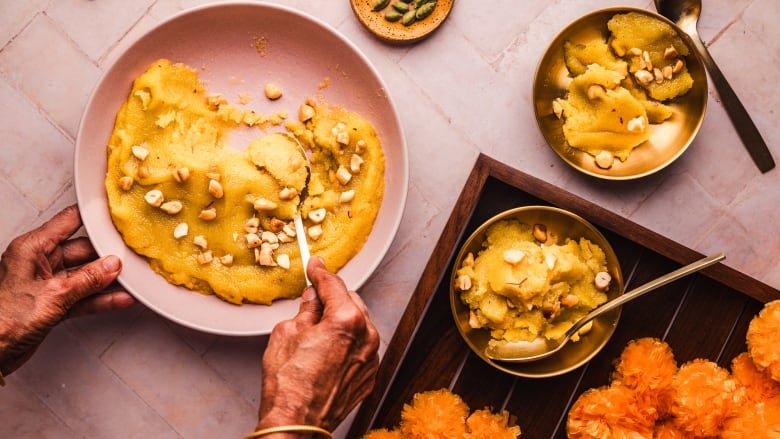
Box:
(0, 205, 136, 375)
(257, 257, 380, 432)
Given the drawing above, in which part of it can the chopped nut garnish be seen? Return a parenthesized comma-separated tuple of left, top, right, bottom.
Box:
(219, 253, 234, 267)
(673, 59, 684, 74)
(197, 250, 213, 265)
(282, 223, 296, 238)
(533, 224, 547, 242)
(261, 231, 279, 245)
(457, 274, 472, 291)
(350, 154, 364, 174)
(627, 116, 646, 133)
(339, 190, 355, 203)
(299, 104, 315, 122)
(503, 249, 526, 265)
(198, 208, 217, 221)
(268, 218, 285, 232)
(208, 179, 224, 198)
(552, 100, 564, 119)
(664, 45, 678, 59)
(264, 83, 283, 100)
(276, 254, 291, 270)
(255, 243, 276, 266)
(277, 232, 295, 243)
(355, 139, 367, 154)
(173, 223, 189, 239)
(160, 200, 183, 215)
(587, 84, 606, 100)
(653, 67, 664, 84)
(595, 151, 615, 169)
(642, 50, 653, 71)
(253, 198, 278, 211)
(308, 208, 327, 224)
(307, 224, 323, 241)
(244, 217, 260, 234)
(561, 294, 579, 307)
(205, 171, 221, 181)
(137, 164, 150, 178)
(336, 131, 349, 146)
(118, 176, 134, 191)
(634, 69, 654, 86)
(278, 187, 297, 201)
(193, 235, 208, 249)
(245, 233, 262, 248)
(335, 166, 352, 185)
(131, 145, 149, 161)
(144, 189, 164, 207)
(545, 253, 557, 270)
(173, 167, 190, 183)
(595, 271, 612, 290)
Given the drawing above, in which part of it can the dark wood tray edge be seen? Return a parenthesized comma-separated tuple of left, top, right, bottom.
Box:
(348, 153, 778, 437)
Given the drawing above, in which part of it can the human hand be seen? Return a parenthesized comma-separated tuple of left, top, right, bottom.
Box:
(0, 205, 136, 376)
(256, 256, 380, 434)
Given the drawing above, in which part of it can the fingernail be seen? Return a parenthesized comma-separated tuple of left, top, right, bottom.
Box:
(102, 255, 121, 273)
(302, 287, 317, 302)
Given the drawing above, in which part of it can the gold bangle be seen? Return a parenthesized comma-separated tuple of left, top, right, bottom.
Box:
(244, 425, 332, 439)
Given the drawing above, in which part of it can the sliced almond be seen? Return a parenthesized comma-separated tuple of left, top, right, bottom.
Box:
(198, 208, 217, 221)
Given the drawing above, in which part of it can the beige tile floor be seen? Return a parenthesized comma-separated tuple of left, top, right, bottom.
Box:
(1, 0, 779, 437)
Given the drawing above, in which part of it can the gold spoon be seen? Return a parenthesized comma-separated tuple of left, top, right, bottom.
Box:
(484, 253, 725, 363)
(654, 0, 774, 173)
(287, 134, 312, 286)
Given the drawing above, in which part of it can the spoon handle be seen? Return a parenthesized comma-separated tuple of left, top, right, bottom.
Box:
(689, 35, 775, 173)
(565, 253, 725, 338)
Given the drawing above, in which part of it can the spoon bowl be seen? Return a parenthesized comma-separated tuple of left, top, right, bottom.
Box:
(485, 253, 725, 363)
(654, 0, 774, 172)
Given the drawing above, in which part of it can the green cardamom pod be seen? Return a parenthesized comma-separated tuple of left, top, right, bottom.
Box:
(401, 9, 416, 26)
(392, 1, 410, 13)
(372, 0, 391, 11)
(384, 9, 403, 22)
(415, 1, 436, 20)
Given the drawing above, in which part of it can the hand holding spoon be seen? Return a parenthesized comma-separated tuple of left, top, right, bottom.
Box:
(485, 253, 725, 363)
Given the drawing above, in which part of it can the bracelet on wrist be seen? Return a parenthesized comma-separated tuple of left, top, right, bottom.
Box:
(244, 424, 332, 439)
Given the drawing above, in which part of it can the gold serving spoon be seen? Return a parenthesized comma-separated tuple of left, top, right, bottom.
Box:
(654, 0, 774, 173)
(485, 253, 725, 363)
(288, 135, 312, 286)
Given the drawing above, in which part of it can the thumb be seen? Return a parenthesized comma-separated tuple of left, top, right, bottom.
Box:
(293, 285, 323, 326)
(60, 255, 122, 306)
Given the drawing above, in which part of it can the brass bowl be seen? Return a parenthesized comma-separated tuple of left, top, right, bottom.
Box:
(533, 7, 708, 180)
(450, 206, 624, 378)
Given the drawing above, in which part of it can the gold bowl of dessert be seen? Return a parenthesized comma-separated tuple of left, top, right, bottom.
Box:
(533, 7, 707, 179)
(450, 206, 623, 377)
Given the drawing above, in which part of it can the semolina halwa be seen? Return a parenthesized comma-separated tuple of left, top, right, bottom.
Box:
(105, 59, 385, 305)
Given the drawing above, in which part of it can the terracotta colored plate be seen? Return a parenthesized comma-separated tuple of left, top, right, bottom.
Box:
(350, 0, 454, 44)
(533, 7, 707, 180)
(75, 3, 408, 336)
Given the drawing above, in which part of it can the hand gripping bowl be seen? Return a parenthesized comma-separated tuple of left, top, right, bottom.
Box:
(450, 206, 624, 378)
(75, 2, 408, 336)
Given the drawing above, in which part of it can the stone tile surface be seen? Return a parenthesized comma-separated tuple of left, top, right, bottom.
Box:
(1, 0, 779, 437)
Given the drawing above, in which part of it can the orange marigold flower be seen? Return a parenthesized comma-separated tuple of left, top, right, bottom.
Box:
(721, 397, 780, 438)
(731, 351, 780, 404)
(653, 419, 694, 439)
(747, 300, 780, 383)
(670, 359, 740, 437)
(464, 409, 521, 439)
(611, 337, 677, 416)
(400, 389, 469, 438)
(567, 385, 656, 438)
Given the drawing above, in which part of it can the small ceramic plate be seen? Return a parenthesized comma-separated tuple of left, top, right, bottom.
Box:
(450, 206, 624, 378)
(350, 0, 454, 44)
(533, 7, 707, 180)
(75, 3, 408, 336)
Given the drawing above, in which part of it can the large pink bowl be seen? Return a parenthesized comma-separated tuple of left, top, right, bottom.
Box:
(75, 2, 408, 336)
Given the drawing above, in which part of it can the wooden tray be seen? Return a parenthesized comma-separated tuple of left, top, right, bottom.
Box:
(349, 154, 780, 437)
